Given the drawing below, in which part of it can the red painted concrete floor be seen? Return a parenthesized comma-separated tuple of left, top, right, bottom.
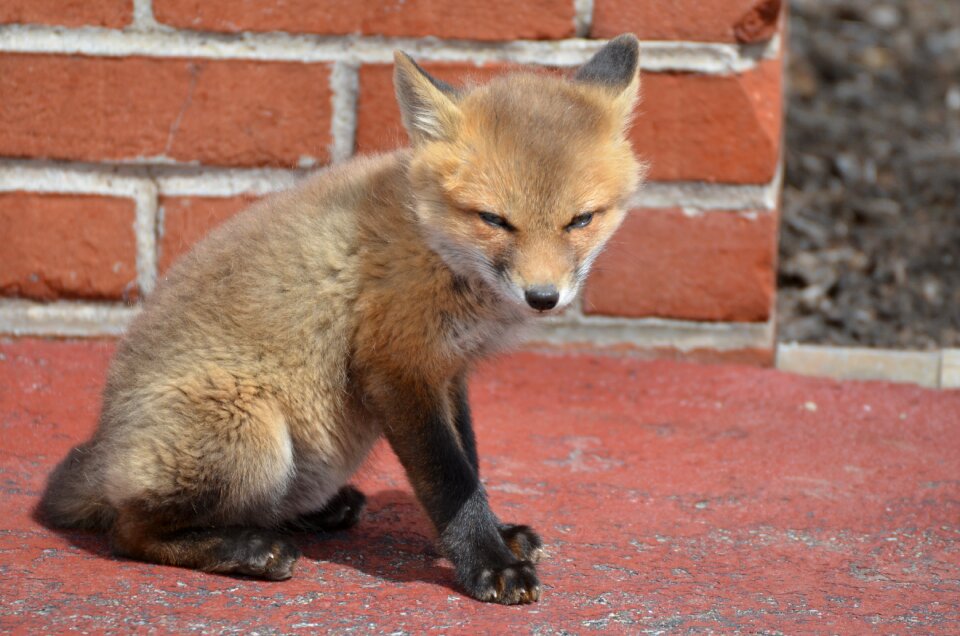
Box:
(1, 338, 959, 633)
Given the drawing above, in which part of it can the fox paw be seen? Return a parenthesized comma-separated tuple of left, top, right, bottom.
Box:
(223, 530, 301, 581)
(464, 560, 541, 605)
(500, 524, 544, 563)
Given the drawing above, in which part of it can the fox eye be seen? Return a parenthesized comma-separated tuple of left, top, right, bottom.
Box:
(478, 211, 513, 231)
(566, 212, 594, 230)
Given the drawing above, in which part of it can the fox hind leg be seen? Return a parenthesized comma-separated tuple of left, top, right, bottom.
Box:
(283, 485, 367, 532)
(111, 502, 300, 580)
(103, 372, 300, 579)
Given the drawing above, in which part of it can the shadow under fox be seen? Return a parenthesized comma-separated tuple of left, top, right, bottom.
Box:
(39, 35, 646, 605)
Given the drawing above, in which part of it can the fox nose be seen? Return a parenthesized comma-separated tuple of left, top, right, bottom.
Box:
(524, 285, 560, 311)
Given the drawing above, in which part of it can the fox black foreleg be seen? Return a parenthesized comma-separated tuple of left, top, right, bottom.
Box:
(450, 373, 544, 565)
(382, 379, 541, 604)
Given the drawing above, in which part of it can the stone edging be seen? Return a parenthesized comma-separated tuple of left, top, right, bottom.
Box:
(777, 344, 960, 390)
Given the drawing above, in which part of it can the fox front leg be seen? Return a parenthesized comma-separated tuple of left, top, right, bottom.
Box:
(450, 374, 544, 564)
(383, 380, 541, 604)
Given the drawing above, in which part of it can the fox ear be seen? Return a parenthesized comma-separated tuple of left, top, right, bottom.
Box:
(394, 51, 461, 144)
(574, 34, 641, 115)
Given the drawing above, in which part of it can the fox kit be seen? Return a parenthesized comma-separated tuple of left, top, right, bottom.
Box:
(39, 35, 645, 604)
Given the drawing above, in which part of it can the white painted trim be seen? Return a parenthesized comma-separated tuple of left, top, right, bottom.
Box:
(0, 300, 138, 337)
(0, 25, 779, 74)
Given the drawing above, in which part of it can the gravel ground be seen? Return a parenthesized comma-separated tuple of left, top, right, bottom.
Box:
(779, 0, 960, 349)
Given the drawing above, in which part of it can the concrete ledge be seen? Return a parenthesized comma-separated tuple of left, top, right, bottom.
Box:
(941, 349, 960, 389)
(0, 298, 773, 363)
(535, 314, 772, 352)
(776, 344, 945, 389)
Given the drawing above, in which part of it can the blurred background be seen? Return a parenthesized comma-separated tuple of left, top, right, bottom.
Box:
(780, 0, 960, 349)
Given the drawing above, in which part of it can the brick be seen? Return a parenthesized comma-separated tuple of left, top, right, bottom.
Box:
(153, 0, 575, 41)
(158, 196, 257, 273)
(0, 192, 137, 301)
(583, 209, 776, 322)
(592, 0, 783, 43)
(355, 60, 783, 184)
(0, 55, 332, 168)
(0, 0, 133, 28)
(632, 58, 783, 183)
(355, 63, 517, 155)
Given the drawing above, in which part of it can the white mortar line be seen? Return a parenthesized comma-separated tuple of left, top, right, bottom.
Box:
(130, 0, 161, 31)
(156, 169, 300, 196)
(0, 160, 779, 209)
(0, 25, 779, 74)
(573, 0, 594, 38)
(134, 180, 159, 294)
(0, 300, 139, 337)
(631, 165, 782, 211)
(329, 61, 360, 164)
(533, 315, 774, 351)
(0, 162, 150, 197)
(0, 161, 302, 197)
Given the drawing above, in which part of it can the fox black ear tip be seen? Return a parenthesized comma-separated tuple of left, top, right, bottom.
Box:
(574, 33, 641, 87)
(611, 33, 640, 58)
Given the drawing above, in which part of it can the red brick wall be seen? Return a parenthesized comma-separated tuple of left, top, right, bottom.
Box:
(0, 1, 784, 362)
(0, 0, 133, 28)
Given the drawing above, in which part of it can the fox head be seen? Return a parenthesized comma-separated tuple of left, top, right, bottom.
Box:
(395, 35, 646, 314)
